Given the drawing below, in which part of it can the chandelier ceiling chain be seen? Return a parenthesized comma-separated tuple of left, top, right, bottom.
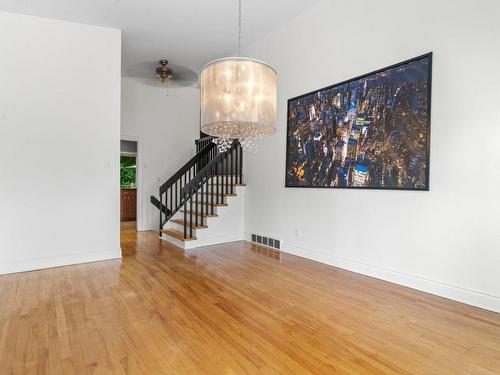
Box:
(238, 0, 242, 57)
(200, 0, 277, 153)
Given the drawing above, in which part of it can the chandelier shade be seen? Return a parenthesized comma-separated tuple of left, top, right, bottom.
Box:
(200, 57, 277, 140)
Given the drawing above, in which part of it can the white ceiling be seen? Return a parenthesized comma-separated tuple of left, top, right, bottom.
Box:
(0, 0, 320, 77)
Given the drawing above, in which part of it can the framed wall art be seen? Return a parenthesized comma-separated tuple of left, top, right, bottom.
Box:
(285, 53, 432, 190)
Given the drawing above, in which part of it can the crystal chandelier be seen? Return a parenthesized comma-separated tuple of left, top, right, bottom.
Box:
(200, 0, 277, 153)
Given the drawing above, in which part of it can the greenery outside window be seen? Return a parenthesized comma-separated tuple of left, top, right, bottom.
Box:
(121, 156, 136, 189)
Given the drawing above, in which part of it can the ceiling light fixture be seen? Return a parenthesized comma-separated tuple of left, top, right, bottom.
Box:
(200, 0, 277, 152)
(156, 59, 173, 93)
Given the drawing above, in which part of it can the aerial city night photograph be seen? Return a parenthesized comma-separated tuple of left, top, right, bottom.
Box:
(285, 54, 431, 190)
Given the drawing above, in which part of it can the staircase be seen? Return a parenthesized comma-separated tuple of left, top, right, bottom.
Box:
(151, 137, 245, 249)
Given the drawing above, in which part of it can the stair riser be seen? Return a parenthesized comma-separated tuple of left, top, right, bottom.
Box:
(185, 194, 227, 204)
(171, 215, 207, 227)
(167, 221, 199, 235)
(198, 185, 236, 195)
(171, 211, 208, 225)
(209, 175, 242, 180)
(207, 176, 243, 184)
(177, 213, 215, 222)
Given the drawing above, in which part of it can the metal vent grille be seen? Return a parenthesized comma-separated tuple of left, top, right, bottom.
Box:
(251, 234, 281, 250)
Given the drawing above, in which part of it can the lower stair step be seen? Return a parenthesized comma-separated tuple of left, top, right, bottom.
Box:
(161, 229, 196, 241)
(171, 219, 208, 229)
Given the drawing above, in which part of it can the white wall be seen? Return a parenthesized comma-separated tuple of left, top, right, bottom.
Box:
(121, 78, 200, 230)
(242, 0, 500, 312)
(0, 12, 121, 274)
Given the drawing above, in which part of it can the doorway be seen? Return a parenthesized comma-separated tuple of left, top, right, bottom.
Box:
(120, 139, 138, 231)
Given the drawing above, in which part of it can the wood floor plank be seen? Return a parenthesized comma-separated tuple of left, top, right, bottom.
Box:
(0, 231, 499, 374)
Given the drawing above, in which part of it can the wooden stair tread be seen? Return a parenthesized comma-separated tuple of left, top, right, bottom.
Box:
(171, 219, 208, 229)
(161, 229, 196, 241)
(192, 201, 228, 207)
(180, 210, 218, 217)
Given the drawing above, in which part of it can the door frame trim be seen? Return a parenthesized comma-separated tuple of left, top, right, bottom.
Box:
(121, 135, 144, 231)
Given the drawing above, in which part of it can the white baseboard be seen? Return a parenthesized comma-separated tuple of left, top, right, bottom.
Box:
(160, 232, 244, 250)
(243, 233, 500, 313)
(0, 249, 122, 275)
(186, 232, 243, 249)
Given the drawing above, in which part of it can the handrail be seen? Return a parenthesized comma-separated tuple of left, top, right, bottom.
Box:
(150, 196, 170, 216)
(181, 141, 237, 196)
(160, 142, 215, 194)
(195, 136, 214, 144)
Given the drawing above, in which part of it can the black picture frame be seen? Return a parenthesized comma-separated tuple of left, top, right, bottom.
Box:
(284, 52, 432, 191)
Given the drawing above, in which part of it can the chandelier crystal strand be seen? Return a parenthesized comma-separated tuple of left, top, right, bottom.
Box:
(200, 0, 277, 153)
(212, 137, 233, 153)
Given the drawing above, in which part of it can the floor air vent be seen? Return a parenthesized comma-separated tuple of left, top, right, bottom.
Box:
(251, 234, 281, 250)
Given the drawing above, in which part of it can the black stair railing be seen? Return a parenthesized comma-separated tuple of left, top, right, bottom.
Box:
(179, 140, 243, 239)
(195, 136, 215, 153)
(156, 141, 218, 230)
(195, 136, 215, 172)
(153, 136, 243, 240)
(150, 196, 170, 216)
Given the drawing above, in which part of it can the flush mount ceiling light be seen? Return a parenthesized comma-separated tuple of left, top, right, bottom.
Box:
(200, 0, 277, 153)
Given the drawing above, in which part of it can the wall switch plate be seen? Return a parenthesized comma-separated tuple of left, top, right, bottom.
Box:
(294, 228, 301, 237)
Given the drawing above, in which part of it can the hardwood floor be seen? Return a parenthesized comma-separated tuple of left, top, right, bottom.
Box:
(120, 221, 136, 232)
(0, 231, 499, 374)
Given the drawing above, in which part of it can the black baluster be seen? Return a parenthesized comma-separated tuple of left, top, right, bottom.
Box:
(225, 152, 229, 194)
(211, 164, 215, 214)
(189, 188, 193, 239)
(240, 144, 243, 184)
(222, 155, 225, 195)
(235, 143, 239, 186)
(169, 187, 173, 217)
(204, 174, 208, 219)
(189, 192, 193, 239)
(195, 183, 199, 227)
(221, 156, 223, 195)
(201, 177, 204, 224)
(175, 181, 178, 210)
(231, 146, 234, 194)
(159, 191, 163, 237)
(216, 160, 220, 204)
(203, 175, 206, 218)
(183, 198, 187, 239)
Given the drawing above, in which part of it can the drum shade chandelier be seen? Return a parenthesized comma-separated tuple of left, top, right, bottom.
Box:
(200, 0, 277, 152)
